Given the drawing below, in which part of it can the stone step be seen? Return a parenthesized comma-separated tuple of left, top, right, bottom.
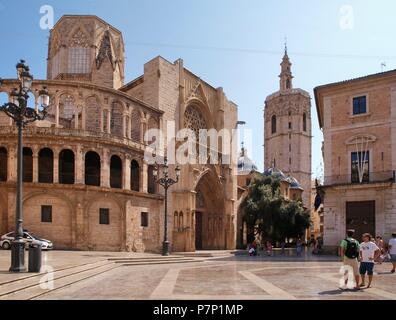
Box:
(108, 255, 189, 261)
(0, 260, 112, 298)
(173, 251, 237, 257)
(1, 262, 118, 300)
(110, 257, 194, 264)
(0, 259, 109, 287)
(120, 259, 200, 266)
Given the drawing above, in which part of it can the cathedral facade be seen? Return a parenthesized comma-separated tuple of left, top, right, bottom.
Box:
(264, 50, 312, 208)
(0, 15, 238, 252)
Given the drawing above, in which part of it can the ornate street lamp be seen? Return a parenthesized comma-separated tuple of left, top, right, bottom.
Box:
(153, 157, 181, 256)
(0, 60, 49, 272)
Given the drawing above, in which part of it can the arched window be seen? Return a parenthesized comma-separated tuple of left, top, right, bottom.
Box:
(23, 148, 33, 182)
(130, 109, 141, 141)
(110, 155, 122, 189)
(131, 160, 140, 192)
(85, 151, 101, 186)
(303, 113, 307, 132)
(0, 147, 7, 182)
(271, 115, 277, 134)
(147, 165, 156, 194)
(59, 149, 75, 184)
(286, 79, 291, 89)
(68, 28, 91, 74)
(39, 148, 54, 183)
(184, 104, 207, 138)
(59, 94, 76, 121)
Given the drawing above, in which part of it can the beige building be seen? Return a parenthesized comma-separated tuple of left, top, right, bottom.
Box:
(264, 50, 312, 208)
(0, 15, 238, 252)
(315, 69, 396, 251)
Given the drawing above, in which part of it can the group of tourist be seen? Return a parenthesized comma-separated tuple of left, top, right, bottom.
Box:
(248, 237, 320, 257)
(340, 229, 396, 289)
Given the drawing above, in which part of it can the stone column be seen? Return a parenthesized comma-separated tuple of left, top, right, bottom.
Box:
(81, 107, 86, 130)
(55, 103, 60, 128)
(124, 156, 131, 190)
(107, 110, 111, 134)
(101, 148, 110, 188)
(142, 162, 148, 193)
(140, 111, 146, 144)
(100, 108, 104, 133)
(76, 146, 84, 184)
(74, 112, 79, 130)
(53, 148, 59, 184)
(127, 110, 132, 139)
(32, 150, 39, 183)
(122, 114, 127, 138)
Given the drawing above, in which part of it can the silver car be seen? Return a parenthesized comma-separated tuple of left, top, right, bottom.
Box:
(0, 231, 53, 250)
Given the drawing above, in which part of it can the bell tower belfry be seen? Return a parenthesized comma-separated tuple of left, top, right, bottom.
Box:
(264, 46, 312, 207)
(279, 44, 294, 91)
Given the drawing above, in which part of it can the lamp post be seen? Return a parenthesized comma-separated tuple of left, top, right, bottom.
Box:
(0, 60, 49, 272)
(153, 157, 180, 256)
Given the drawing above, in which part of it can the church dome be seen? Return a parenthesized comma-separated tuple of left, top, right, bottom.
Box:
(263, 167, 287, 180)
(286, 176, 304, 190)
(237, 147, 258, 174)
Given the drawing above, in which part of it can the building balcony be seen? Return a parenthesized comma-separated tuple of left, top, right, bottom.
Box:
(323, 171, 395, 187)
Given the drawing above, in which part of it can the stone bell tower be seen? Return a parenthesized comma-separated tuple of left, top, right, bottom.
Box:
(46, 15, 125, 89)
(264, 46, 312, 207)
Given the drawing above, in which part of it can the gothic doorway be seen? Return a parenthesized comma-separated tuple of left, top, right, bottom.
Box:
(194, 170, 225, 250)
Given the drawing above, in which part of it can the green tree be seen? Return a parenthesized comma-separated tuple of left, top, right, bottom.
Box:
(241, 175, 311, 243)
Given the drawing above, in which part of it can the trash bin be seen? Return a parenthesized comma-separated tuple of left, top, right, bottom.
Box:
(28, 241, 42, 273)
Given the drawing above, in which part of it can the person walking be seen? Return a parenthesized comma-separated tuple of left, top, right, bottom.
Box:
(266, 240, 273, 256)
(359, 233, 381, 288)
(339, 229, 360, 290)
(375, 236, 385, 264)
(280, 241, 286, 255)
(389, 232, 396, 274)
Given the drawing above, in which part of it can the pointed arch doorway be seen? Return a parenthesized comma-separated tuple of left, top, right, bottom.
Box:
(194, 171, 226, 250)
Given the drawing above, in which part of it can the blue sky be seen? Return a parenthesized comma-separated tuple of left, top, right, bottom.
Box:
(1, 0, 396, 176)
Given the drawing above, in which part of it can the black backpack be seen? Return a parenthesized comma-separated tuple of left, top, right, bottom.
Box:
(344, 238, 359, 259)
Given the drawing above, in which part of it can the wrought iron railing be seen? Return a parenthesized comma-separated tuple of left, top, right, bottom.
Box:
(324, 171, 395, 186)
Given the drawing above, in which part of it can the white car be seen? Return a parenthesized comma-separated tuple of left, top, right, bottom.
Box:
(0, 231, 53, 250)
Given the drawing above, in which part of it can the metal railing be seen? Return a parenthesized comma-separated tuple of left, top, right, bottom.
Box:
(324, 171, 395, 186)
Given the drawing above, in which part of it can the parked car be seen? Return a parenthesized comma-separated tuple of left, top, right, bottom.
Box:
(0, 231, 53, 250)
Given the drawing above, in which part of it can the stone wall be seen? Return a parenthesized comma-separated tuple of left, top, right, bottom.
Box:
(0, 183, 162, 252)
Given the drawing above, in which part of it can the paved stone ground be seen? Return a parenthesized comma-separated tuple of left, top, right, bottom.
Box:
(0, 249, 395, 300)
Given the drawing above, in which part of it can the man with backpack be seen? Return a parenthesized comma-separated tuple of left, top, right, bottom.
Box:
(339, 229, 361, 290)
